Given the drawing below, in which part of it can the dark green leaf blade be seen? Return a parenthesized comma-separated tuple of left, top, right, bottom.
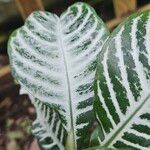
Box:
(94, 10, 150, 150)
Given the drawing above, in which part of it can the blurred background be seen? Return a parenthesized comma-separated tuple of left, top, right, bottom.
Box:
(0, 0, 150, 150)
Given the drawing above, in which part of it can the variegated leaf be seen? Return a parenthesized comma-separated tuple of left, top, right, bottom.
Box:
(8, 2, 109, 149)
(20, 88, 68, 150)
(32, 98, 67, 150)
(94, 11, 150, 149)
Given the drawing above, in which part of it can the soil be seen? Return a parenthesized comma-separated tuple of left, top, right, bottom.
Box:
(0, 55, 36, 150)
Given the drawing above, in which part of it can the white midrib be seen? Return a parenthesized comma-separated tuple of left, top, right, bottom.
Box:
(103, 94, 150, 147)
(86, 94, 150, 150)
(57, 18, 76, 150)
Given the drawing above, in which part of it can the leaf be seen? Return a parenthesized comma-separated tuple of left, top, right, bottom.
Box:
(8, 2, 109, 149)
(90, 126, 104, 147)
(31, 97, 68, 150)
(94, 11, 150, 150)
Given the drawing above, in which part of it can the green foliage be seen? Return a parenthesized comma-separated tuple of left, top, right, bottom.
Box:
(8, 1, 150, 150)
(8, 2, 109, 150)
(94, 11, 150, 149)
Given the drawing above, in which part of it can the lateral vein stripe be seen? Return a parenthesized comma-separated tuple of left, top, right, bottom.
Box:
(40, 11, 56, 23)
(65, 7, 91, 39)
(66, 19, 98, 48)
(71, 28, 104, 63)
(115, 26, 135, 105)
(97, 80, 116, 129)
(120, 139, 148, 150)
(62, 5, 82, 29)
(29, 14, 55, 34)
(128, 129, 150, 139)
(96, 112, 106, 137)
(16, 34, 57, 67)
(102, 48, 123, 119)
(23, 26, 57, 47)
(130, 16, 148, 94)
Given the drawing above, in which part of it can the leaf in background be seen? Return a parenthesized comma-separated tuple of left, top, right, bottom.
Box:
(31, 97, 68, 150)
(94, 11, 150, 149)
(8, 2, 109, 149)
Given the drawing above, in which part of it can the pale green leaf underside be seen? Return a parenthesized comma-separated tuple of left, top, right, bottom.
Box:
(8, 2, 109, 149)
(94, 11, 150, 149)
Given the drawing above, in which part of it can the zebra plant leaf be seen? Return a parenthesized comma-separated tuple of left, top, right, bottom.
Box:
(8, 2, 109, 150)
(94, 11, 150, 150)
(31, 96, 68, 150)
